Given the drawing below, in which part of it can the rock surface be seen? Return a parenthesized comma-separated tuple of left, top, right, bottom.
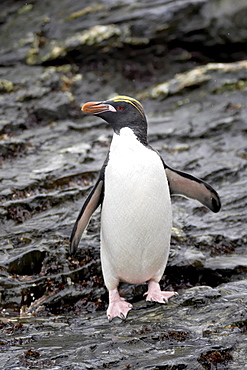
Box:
(0, 0, 247, 369)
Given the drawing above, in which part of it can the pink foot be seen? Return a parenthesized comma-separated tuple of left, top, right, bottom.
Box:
(107, 288, 132, 320)
(144, 280, 177, 303)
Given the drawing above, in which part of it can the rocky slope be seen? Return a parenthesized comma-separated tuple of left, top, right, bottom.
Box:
(0, 1, 247, 369)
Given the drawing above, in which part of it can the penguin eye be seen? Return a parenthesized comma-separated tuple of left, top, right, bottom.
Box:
(117, 106, 124, 111)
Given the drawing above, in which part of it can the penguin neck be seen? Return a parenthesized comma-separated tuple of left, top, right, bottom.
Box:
(114, 126, 148, 146)
(110, 128, 148, 155)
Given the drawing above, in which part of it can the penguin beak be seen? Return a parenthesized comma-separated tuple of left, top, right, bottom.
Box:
(82, 101, 116, 114)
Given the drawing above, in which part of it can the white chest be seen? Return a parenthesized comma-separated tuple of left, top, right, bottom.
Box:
(105, 128, 165, 190)
(101, 128, 172, 285)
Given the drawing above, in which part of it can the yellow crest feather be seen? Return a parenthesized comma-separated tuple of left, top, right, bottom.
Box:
(111, 95, 144, 118)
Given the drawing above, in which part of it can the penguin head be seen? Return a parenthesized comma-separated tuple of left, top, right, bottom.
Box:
(82, 96, 148, 144)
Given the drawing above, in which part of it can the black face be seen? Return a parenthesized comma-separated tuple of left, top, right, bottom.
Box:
(82, 96, 148, 145)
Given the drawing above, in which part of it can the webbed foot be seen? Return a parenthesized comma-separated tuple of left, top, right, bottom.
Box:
(144, 280, 177, 303)
(107, 288, 132, 320)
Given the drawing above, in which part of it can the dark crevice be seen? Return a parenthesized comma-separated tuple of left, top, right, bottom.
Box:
(40, 40, 247, 69)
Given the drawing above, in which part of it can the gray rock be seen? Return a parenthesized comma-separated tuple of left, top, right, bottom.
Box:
(1, 0, 247, 66)
(0, 0, 247, 369)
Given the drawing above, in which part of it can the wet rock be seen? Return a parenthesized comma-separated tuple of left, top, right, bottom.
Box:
(0, 138, 31, 161)
(1, 0, 247, 67)
(183, 247, 206, 267)
(27, 24, 126, 65)
(1, 280, 246, 368)
(33, 92, 73, 124)
(148, 61, 247, 99)
(0, 0, 247, 369)
(205, 254, 247, 270)
(7, 249, 46, 275)
(181, 285, 221, 306)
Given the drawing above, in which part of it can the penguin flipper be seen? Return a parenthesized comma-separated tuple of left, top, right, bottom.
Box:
(69, 178, 104, 255)
(165, 166, 221, 213)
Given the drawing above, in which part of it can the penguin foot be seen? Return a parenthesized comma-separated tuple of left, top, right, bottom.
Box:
(107, 288, 132, 320)
(144, 280, 177, 304)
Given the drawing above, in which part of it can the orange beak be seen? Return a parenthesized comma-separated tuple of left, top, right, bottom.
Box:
(81, 101, 116, 114)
